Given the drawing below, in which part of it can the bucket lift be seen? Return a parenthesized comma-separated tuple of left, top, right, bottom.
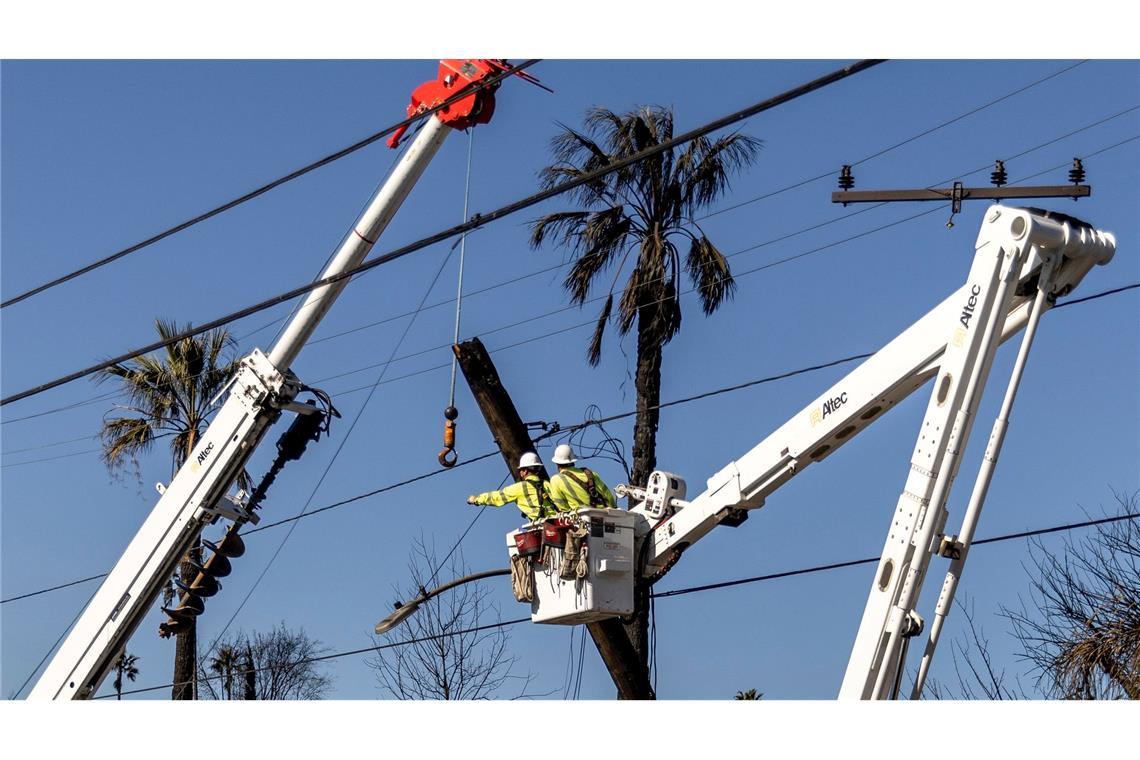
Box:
(506, 205, 1116, 699)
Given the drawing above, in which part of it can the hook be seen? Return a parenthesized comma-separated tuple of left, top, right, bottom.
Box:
(438, 407, 458, 467)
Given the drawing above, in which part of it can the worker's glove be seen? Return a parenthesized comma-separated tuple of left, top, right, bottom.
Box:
(466, 496, 476, 505)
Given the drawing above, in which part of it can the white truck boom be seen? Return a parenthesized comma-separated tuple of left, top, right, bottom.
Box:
(537, 205, 1114, 698)
(28, 60, 524, 700)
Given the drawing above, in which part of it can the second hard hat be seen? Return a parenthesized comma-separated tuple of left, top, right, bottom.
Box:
(551, 444, 576, 465)
(518, 451, 543, 469)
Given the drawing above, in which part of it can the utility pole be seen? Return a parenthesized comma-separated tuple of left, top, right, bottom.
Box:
(454, 337, 655, 699)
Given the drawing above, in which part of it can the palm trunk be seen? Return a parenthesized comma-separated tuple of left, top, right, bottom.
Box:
(625, 305, 664, 675)
(171, 544, 200, 700)
(171, 431, 200, 700)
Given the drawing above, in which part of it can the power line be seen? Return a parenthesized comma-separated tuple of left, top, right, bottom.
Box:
(651, 513, 1140, 599)
(4, 95, 1131, 427)
(98, 510, 1139, 699)
(700, 60, 1092, 221)
(1, 59, 885, 408)
(0, 60, 542, 311)
(6, 280, 1133, 607)
(198, 240, 464, 661)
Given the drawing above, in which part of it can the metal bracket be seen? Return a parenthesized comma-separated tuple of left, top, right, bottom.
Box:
(937, 535, 964, 560)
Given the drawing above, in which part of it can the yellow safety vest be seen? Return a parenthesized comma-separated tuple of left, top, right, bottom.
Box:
(470, 474, 553, 521)
(548, 467, 616, 513)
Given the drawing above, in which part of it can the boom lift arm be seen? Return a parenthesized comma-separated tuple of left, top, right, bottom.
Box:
(618, 206, 1115, 698)
(29, 60, 518, 700)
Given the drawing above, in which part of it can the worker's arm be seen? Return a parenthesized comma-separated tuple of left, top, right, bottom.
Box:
(468, 481, 525, 507)
(593, 473, 617, 509)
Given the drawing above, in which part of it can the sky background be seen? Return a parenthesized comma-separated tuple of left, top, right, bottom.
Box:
(2, 58, 1137, 703)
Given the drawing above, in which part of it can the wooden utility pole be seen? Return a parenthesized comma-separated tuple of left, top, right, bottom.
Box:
(453, 337, 655, 699)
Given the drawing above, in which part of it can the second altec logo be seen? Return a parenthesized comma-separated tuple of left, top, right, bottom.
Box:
(959, 284, 981, 328)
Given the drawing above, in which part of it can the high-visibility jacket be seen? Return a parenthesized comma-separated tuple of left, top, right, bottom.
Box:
(470, 474, 554, 521)
(548, 466, 616, 513)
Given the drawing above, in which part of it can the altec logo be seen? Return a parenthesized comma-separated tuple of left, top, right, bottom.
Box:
(810, 392, 848, 426)
(959, 284, 982, 329)
(196, 441, 215, 466)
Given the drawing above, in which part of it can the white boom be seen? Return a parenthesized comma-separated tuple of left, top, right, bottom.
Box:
(26, 59, 504, 698)
(619, 205, 1115, 699)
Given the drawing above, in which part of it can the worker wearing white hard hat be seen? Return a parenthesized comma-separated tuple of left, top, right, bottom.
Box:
(547, 444, 617, 513)
(466, 451, 553, 521)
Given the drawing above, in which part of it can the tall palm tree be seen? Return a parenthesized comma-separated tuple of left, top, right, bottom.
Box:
(209, 645, 240, 700)
(112, 651, 140, 700)
(530, 106, 760, 667)
(96, 318, 244, 700)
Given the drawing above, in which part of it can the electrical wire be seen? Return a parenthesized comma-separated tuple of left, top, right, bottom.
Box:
(198, 237, 462, 662)
(1, 59, 884, 408)
(699, 60, 1092, 221)
(8, 279, 1134, 606)
(651, 512, 1140, 600)
(0, 60, 542, 311)
(4, 101, 1133, 426)
(93, 510, 1140, 699)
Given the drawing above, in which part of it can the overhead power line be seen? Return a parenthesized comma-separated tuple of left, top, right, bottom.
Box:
(0, 60, 542, 311)
(98, 510, 1139, 699)
(4, 279, 1134, 606)
(0, 59, 885, 408)
(6, 107, 1133, 434)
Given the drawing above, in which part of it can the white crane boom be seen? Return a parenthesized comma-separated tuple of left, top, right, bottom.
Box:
(28, 59, 526, 699)
(614, 205, 1115, 698)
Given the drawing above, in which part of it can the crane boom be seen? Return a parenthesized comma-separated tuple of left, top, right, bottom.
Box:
(612, 205, 1114, 698)
(29, 59, 520, 699)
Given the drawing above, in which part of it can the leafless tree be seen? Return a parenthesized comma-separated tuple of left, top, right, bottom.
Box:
(367, 538, 538, 700)
(1003, 489, 1140, 699)
(199, 623, 334, 700)
(923, 596, 1028, 699)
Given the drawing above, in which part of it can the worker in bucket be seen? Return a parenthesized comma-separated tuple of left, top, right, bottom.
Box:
(547, 444, 617, 513)
(466, 452, 553, 521)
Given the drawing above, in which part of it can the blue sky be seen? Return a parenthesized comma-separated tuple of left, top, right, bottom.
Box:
(2, 58, 1137, 703)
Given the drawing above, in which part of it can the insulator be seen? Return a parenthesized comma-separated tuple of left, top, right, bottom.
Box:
(162, 606, 197, 625)
(990, 160, 1007, 187)
(1068, 158, 1086, 184)
(838, 165, 855, 191)
(204, 532, 245, 559)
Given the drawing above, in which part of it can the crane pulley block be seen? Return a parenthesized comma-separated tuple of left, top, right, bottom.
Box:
(388, 59, 544, 149)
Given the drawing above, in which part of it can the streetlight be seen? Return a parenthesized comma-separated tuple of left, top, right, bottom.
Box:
(374, 567, 510, 634)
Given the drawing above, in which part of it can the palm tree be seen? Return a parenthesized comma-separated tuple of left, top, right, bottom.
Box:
(734, 688, 762, 700)
(209, 645, 240, 700)
(112, 651, 140, 700)
(530, 105, 761, 666)
(96, 318, 245, 700)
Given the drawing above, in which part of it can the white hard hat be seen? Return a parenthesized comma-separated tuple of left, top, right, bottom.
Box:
(551, 444, 577, 465)
(518, 452, 542, 469)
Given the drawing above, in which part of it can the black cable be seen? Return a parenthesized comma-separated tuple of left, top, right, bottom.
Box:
(651, 513, 1140, 600)
(1, 59, 884, 408)
(700, 60, 1091, 221)
(99, 614, 533, 699)
(0, 60, 542, 311)
(5, 105, 1132, 424)
(199, 240, 461, 661)
(10, 586, 100, 699)
(93, 510, 1140, 699)
(4, 280, 1135, 606)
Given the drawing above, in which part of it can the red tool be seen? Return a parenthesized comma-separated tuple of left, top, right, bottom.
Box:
(388, 59, 550, 149)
